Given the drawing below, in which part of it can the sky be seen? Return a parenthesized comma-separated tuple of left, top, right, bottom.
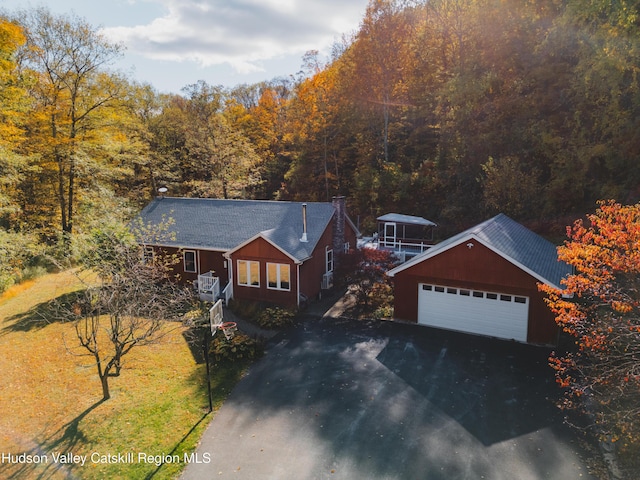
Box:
(0, 0, 370, 93)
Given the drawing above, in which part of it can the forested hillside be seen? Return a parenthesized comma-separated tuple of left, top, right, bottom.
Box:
(1, 0, 640, 286)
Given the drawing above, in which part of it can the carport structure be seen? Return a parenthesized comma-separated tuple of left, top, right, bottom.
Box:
(387, 214, 573, 345)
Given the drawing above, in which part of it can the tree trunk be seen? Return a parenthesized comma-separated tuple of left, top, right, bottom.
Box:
(100, 374, 111, 401)
(95, 354, 111, 401)
(66, 158, 75, 234)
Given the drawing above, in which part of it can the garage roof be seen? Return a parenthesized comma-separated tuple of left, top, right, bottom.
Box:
(387, 213, 572, 289)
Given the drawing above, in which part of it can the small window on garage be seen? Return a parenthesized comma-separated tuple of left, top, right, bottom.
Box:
(514, 296, 527, 304)
(434, 286, 445, 293)
(447, 288, 457, 294)
(500, 295, 512, 302)
(459, 289, 470, 296)
(486, 293, 498, 300)
(473, 291, 484, 298)
(422, 284, 432, 291)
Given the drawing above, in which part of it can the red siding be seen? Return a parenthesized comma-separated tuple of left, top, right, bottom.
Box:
(393, 242, 559, 345)
(230, 238, 299, 307)
(300, 223, 335, 301)
(150, 246, 227, 285)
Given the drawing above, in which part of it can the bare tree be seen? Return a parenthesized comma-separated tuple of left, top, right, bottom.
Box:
(63, 221, 197, 400)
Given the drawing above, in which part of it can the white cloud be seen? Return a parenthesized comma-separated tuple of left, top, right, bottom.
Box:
(102, 0, 367, 73)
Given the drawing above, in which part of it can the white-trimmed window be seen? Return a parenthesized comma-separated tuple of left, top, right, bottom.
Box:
(142, 246, 154, 263)
(183, 250, 197, 273)
(267, 263, 291, 291)
(326, 246, 334, 273)
(343, 241, 350, 254)
(237, 260, 260, 287)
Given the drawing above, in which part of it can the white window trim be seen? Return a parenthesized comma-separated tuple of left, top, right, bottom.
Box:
(343, 241, 350, 254)
(142, 246, 154, 263)
(267, 263, 291, 291)
(183, 250, 197, 273)
(237, 260, 260, 288)
(326, 246, 334, 273)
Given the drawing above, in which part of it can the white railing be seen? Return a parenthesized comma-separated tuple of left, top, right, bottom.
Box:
(380, 239, 432, 254)
(222, 282, 233, 304)
(198, 272, 220, 301)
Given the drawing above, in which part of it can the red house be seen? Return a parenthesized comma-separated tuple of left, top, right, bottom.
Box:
(387, 214, 572, 345)
(137, 196, 359, 308)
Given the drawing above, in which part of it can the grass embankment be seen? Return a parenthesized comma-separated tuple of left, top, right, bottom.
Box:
(0, 270, 246, 479)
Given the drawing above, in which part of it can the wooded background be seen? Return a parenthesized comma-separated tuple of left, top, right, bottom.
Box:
(1, 0, 639, 274)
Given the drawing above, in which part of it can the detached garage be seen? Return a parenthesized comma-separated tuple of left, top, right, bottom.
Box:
(387, 214, 572, 345)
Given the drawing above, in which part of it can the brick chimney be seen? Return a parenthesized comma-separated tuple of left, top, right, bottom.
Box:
(332, 196, 346, 264)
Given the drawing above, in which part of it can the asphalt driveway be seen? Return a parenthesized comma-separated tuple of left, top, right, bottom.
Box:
(181, 315, 598, 480)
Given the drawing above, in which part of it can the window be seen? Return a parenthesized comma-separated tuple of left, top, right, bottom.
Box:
(183, 250, 196, 273)
(459, 289, 470, 296)
(422, 284, 432, 291)
(326, 247, 334, 273)
(486, 293, 498, 300)
(142, 246, 154, 263)
(473, 291, 484, 298)
(500, 295, 512, 302)
(343, 242, 350, 254)
(434, 286, 445, 293)
(514, 296, 527, 304)
(237, 260, 260, 287)
(447, 288, 457, 294)
(267, 263, 291, 291)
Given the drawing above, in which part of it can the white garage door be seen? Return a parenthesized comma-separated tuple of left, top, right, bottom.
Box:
(417, 284, 529, 342)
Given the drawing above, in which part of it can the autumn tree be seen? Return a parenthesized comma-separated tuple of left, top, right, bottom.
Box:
(0, 17, 28, 226)
(342, 247, 397, 314)
(181, 80, 262, 198)
(541, 201, 640, 449)
(62, 221, 196, 401)
(14, 7, 125, 237)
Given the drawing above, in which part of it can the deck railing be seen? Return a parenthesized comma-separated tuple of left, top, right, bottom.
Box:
(197, 272, 220, 301)
(222, 282, 233, 304)
(380, 238, 432, 254)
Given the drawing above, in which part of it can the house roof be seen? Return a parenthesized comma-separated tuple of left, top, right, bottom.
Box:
(387, 213, 572, 289)
(377, 213, 437, 227)
(136, 197, 339, 263)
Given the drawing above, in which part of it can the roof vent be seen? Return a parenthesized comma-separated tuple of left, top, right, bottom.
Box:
(300, 203, 308, 243)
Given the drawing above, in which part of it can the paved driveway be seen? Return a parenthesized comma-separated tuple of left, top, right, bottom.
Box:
(181, 316, 597, 480)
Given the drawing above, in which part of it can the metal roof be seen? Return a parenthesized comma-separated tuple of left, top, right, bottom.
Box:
(136, 197, 336, 262)
(388, 213, 572, 289)
(377, 213, 437, 227)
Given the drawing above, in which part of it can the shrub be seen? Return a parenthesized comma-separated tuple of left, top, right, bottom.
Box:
(256, 307, 296, 329)
(228, 299, 263, 321)
(209, 333, 263, 364)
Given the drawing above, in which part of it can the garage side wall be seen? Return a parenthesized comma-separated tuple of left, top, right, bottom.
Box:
(392, 242, 559, 345)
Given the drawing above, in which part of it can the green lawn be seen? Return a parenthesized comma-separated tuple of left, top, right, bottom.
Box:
(0, 270, 246, 479)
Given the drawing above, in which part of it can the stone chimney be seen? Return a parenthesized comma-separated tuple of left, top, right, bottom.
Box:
(332, 196, 346, 263)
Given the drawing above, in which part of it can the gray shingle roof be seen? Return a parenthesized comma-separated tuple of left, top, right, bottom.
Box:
(137, 197, 336, 262)
(377, 213, 437, 227)
(388, 213, 572, 288)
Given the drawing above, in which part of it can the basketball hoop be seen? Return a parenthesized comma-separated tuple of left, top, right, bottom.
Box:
(219, 321, 237, 340)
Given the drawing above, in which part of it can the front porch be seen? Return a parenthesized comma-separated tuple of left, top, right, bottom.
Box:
(195, 272, 232, 303)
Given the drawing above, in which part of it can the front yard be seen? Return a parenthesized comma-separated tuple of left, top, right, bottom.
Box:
(0, 270, 246, 479)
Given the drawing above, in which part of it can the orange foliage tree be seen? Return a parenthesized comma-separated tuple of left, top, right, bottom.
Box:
(540, 200, 640, 445)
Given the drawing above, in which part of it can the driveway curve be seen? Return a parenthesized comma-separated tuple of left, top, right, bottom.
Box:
(181, 315, 598, 480)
